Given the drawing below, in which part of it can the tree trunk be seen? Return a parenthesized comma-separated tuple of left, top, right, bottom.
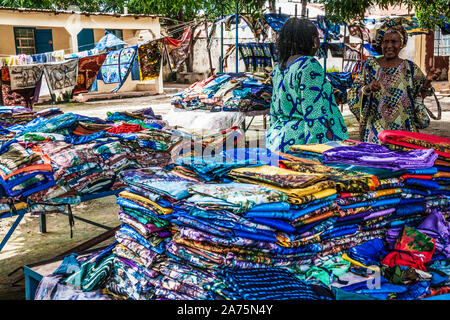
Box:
(301, 0, 307, 17)
(268, 0, 276, 13)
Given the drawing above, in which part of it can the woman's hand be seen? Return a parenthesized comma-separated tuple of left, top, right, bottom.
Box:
(365, 80, 381, 93)
(426, 68, 441, 82)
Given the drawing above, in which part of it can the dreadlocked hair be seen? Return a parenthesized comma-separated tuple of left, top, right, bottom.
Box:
(276, 18, 319, 70)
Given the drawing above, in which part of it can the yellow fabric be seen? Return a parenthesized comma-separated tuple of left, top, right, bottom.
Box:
(118, 191, 173, 215)
(277, 232, 322, 248)
(231, 176, 336, 201)
(6, 56, 18, 66)
(289, 144, 334, 154)
(0, 202, 27, 214)
(341, 253, 380, 272)
(434, 172, 450, 179)
(51, 50, 65, 62)
(230, 165, 325, 187)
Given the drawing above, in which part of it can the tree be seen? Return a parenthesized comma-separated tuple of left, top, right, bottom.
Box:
(317, 0, 450, 30)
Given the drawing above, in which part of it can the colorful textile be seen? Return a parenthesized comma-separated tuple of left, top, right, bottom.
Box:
(8, 65, 43, 91)
(100, 46, 137, 92)
(164, 27, 192, 71)
(188, 182, 288, 213)
(381, 226, 436, 271)
(266, 56, 348, 153)
(378, 130, 450, 159)
(74, 53, 107, 94)
(94, 33, 128, 52)
(207, 268, 333, 300)
(229, 165, 325, 188)
(322, 143, 438, 171)
(348, 57, 429, 143)
(137, 39, 164, 81)
(263, 13, 289, 32)
(237, 42, 274, 72)
(120, 167, 195, 200)
(43, 59, 79, 103)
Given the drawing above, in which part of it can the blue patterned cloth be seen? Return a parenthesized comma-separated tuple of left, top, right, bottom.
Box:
(207, 268, 334, 300)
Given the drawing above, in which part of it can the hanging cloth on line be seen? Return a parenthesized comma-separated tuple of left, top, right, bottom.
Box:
(43, 59, 79, 103)
(100, 45, 137, 92)
(137, 39, 164, 81)
(73, 53, 107, 94)
(8, 64, 44, 91)
(0, 66, 41, 109)
(164, 27, 193, 72)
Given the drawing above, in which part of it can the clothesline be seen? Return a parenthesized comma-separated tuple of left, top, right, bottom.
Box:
(0, 20, 200, 58)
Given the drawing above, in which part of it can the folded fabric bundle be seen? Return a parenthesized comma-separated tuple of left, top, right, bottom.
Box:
(171, 72, 273, 112)
(206, 268, 333, 300)
(322, 143, 438, 171)
(379, 130, 450, 159)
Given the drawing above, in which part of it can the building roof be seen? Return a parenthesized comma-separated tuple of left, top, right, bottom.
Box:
(0, 6, 163, 19)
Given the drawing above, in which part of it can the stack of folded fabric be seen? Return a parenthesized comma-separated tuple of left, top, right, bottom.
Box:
(0, 108, 181, 212)
(106, 107, 168, 129)
(33, 139, 450, 300)
(171, 72, 272, 112)
(0, 106, 36, 128)
(37, 149, 335, 300)
(0, 139, 54, 200)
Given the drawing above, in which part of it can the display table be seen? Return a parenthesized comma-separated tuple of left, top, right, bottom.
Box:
(162, 108, 269, 132)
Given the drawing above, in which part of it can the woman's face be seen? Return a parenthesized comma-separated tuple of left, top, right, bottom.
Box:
(381, 31, 403, 59)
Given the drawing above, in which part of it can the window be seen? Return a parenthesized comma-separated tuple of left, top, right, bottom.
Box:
(434, 27, 450, 56)
(14, 27, 36, 55)
(106, 29, 124, 51)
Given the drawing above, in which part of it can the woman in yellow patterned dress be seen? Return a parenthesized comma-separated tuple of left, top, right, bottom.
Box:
(348, 19, 441, 144)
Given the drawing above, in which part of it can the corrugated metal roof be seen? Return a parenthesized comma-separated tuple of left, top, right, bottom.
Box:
(0, 6, 164, 18)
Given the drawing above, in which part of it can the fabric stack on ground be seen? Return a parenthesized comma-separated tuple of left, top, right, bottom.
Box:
(171, 72, 272, 112)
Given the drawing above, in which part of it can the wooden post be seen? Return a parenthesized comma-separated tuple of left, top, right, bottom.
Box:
(204, 19, 214, 76)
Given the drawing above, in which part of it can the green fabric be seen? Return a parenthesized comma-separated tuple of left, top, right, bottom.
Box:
(64, 253, 115, 292)
(290, 255, 351, 286)
(331, 287, 379, 300)
(266, 56, 348, 153)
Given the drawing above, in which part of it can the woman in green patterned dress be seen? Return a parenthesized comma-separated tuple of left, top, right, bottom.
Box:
(266, 18, 348, 153)
(348, 19, 441, 144)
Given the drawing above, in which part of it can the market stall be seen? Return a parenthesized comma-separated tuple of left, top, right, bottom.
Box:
(27, 130, 450, 300)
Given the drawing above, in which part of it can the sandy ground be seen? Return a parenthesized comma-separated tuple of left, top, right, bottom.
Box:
(0, 83, 449, 300)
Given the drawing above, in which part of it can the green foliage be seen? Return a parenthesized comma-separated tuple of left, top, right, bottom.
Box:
(316, 0, 450, 30)
(0, 0, 268, 22)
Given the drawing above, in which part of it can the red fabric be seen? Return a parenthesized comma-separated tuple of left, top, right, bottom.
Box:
(107, 123, 145, 134)
(400, 174, 433, 180)
(378, 130, 450, 158)
(381, 227, 436, 271)
(425, 286, 450, 298)
(164, 27, 192, 48)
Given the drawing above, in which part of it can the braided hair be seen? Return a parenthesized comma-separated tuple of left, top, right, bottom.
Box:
(276, 18, 319, 70)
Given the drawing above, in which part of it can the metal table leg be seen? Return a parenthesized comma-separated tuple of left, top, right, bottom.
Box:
(0, 210, 25, 252)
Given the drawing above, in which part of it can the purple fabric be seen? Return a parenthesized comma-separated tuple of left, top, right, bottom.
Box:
(385, 209, 450, 258)
(116, 256, 159, 278)
(322, 143, 438, 171)
(363, 208, 396, 221)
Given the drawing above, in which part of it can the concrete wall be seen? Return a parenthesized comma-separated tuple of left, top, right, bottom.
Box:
(0, 25, 15, 57)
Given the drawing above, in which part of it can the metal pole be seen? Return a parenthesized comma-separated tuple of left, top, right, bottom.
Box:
(235, 1, 239, 73)
(295, 4, 297, 18)
(220, 6, 224, 73)
(279, 7, 281, 15)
